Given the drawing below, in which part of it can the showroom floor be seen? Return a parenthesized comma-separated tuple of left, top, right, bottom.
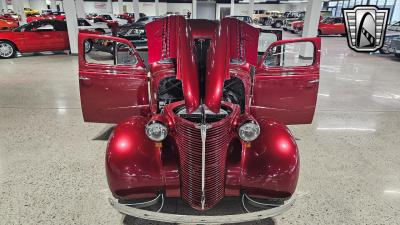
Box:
(1, 33, 400, 225)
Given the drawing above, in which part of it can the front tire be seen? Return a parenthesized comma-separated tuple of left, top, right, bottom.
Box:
(0, 41, 16, 59)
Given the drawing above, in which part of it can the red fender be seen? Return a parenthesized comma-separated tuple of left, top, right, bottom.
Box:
(240, 119, 299, 199)
(106, 116, 164, 199)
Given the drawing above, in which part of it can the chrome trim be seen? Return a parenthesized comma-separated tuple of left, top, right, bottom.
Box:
(109, 195, 295, 224)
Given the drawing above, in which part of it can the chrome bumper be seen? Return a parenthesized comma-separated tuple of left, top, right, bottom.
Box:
(109, 194, 295, 225)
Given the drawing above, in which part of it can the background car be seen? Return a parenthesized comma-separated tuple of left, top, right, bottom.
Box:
(227, 15, 253, 24)
(381, 21, 400, 54)
(291, 17, 345, 36)
(78, 18, 111, 34)
(0, 19, 96, 59)
(97, 14, 129, 25)
(282, 11, 305, 30)
(117, 23, 147, 49)
(132, 16, 160, 26)
(0, 18, 18, 30)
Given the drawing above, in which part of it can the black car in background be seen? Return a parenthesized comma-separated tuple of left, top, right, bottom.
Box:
(118, 23, 148, 50)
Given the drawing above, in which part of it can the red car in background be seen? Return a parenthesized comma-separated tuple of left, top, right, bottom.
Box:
(26, 12, 66, 23)
(292, 17, 346, 36)
(0, 19, 96, 59)
(0, 13, 19, 22)
(0, 18, 19, 30)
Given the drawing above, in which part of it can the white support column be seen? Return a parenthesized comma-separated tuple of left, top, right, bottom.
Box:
(300, 0, 322, 58)
(50, 0, 57, 12)
(155, 0, 159, 16)
(192, 0, 197, 19)
(230, 0, 235, 16)
(76, 0, 85, 18)
(248, 0, 254, 18)
(108, 0, 113, 14)
(63, 0, 78, 54)
(132, 0, 139, 21)
(118, 0, 123, 14)
(13, 0, 26, 24)
(0, 0, 7, 12)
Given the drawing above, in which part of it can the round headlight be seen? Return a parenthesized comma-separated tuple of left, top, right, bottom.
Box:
(145, 121, 168, 142)
(238, 121, 260, 142)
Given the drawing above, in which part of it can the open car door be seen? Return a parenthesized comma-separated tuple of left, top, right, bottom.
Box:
(78, 33, 149, 123)
(252, 37, 320, 125)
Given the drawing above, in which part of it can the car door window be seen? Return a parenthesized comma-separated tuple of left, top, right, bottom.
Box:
(34, 23, 55, 32)
(263, 41, 315, 67)
(334, 18, 342, 23)
(84, 37, 138, 66)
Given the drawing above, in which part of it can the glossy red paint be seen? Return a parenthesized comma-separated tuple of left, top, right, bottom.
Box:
(78, 16, 320, 212)
(0, 23, 69, 53)
(187, 19, 218, 38)
(0, 19, 18, 30)
(145, 17, 178, 63)
(252, 37, 321, 125)
(292, 17, 345, 35)
(78, 33, 149, 123)
(176, 17, 200, 113)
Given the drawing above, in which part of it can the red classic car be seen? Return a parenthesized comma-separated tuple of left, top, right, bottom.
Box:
(292, 16, 346, 36)
(78, 16, 320, 223)
(0, 19, 96, 59)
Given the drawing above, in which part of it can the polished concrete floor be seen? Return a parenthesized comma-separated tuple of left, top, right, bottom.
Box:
(1, 33, 400, 225)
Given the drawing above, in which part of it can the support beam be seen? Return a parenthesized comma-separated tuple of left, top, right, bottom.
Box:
(192, 0, 196, 19)
(108, 0, 113, 14)
(63, 0, 78, 54)
(76, 0, 86, 18)
(230, 0, 235, 16)
(118, 0, 124, 14)
(248, 0, 254, 18)
(155, 0, 159, 16)
(13, 0, 26, 24)
(132, 0, 140, 22)
(49, 0, 57, 12)
(300, 0, 322, 58)
(0, 0, 7, 12)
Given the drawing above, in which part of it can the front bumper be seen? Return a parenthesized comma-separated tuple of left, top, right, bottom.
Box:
(109, 195, 295, 224)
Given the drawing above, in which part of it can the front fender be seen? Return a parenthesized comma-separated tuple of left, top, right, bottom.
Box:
(106, 116, 164, 199)
(241, 119, 299, 199)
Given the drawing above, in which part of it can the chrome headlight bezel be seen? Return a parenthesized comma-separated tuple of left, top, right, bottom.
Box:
(238, 120, 260, 142)
(145, 121, 168, 142)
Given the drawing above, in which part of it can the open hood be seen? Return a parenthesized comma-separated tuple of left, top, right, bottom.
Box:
(146, 16, 259, 114)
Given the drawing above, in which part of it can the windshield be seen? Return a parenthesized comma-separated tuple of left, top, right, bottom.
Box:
(13, 23, 30, 32)
(136, 17, 148, 22)
(321, 17, 333, 23)
(102, 15, 113, 20)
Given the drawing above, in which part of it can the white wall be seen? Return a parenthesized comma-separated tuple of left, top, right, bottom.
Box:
(166, 2, 191, 15)
(216, 3, 308, 20)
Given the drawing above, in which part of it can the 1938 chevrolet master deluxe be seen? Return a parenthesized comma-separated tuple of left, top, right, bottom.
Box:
(78, 16, 320, 224)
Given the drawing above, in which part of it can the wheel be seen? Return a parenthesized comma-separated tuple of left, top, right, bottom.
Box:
(84, 40, 93, 53)
(0, 41, 16, 59)
(95, 28, 105, 34)
(274, 21, 282, 28)
(291, 29, 296, 34)
(395, 53, 400, 58)
(283, 28, 287, 31)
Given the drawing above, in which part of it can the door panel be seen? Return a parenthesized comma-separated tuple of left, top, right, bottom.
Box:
(78, 33, 149, 123)
(252, 37, 320, 125)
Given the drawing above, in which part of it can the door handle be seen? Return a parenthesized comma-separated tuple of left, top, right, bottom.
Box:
(306, 79, 319, 88)
(79, 77, 92, 86)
